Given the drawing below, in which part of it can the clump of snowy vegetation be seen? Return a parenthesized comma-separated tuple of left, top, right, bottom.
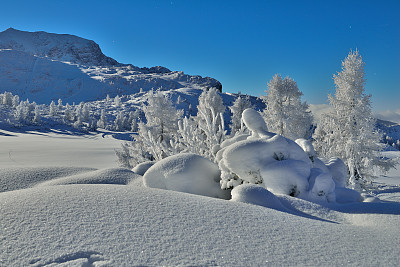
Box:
(141, 105, 363, 205)
(127, 50, 397, 206)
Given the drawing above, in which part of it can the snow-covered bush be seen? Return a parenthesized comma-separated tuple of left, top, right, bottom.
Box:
(219, 108, 357, 203)
(143, 153, 229, 199)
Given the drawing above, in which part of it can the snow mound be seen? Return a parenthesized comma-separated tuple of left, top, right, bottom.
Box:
(143, 153, 229, 199)
(231, 184, 288, 211)
(0, 167, 95, 193)
(36, 168, 138, 187)
(132, 161, 155, 176)
(335, 187, 363, 203)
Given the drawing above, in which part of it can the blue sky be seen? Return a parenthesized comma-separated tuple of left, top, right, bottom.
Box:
(1, 0, 399, 113)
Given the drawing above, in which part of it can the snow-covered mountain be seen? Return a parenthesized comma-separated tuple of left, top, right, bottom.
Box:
(0, 28, 222, 104)
(0, 28, 119, 66)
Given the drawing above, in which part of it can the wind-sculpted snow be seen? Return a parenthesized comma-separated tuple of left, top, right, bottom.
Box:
(35, 168, 139, 187)
(0, 167, 95, 193)
(1, 177, 400, 266)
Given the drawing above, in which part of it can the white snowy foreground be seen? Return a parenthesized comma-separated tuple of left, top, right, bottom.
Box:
(1, 130, 400, 266)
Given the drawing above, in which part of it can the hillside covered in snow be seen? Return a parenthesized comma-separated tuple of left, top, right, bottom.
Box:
(0, 28, 221, 104)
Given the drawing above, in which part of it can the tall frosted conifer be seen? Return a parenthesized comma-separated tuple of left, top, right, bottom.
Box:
(313, 50, 395, 188)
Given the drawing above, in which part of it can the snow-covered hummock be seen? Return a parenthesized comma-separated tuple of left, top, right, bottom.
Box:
(231, 184, 288, 211)
(143, 153, 229, 199)
(219, 108, 353, 203)
(132, 161, 155, 176)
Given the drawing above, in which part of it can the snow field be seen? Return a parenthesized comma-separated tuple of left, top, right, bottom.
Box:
(1, 130, 400, 266)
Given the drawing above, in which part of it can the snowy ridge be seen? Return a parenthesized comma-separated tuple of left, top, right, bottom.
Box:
(0, 28, 222, 104)
(0, 28, 118, 66)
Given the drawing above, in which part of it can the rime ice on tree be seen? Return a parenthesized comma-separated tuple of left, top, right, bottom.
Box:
(313, 50, 396, 188)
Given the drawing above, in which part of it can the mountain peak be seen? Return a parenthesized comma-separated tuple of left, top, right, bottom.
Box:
(0, 28, 119, 66)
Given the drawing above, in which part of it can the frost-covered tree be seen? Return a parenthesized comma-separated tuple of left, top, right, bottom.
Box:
(262, 74, 313, 140)
(81, 103, 90, 123)
(313, 50, 396, 188)
(119, 90, 184, 166)
(114, 95, 122, 107)
(57, 99, 63, 109)
(229, 94, 253, 135)
(97, 109, 107, 129)
(114, 111, 128, 131)
(2, 92, 13, 107)
(194, 88, 227, 161)
(64, 103, 74, 122)
(12, 95, 19, 108)
(49, 100, 57, 116)
(33, 105, 41, 124)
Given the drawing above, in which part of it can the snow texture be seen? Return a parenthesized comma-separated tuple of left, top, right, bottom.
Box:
(0, 131, 400, 266)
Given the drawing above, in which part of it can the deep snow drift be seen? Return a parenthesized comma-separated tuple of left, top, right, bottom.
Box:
(1, 127, 400, 266)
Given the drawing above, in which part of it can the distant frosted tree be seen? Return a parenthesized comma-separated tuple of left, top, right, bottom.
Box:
(12, 95, 19, 108)
(114, 111, 127, 131)
(33, 105, 41, 124)
(57, 99, 63, 109)
(81, 103, 90, 123)
(313, 50, 396, 188)
(2, 92, 13, 106)
(97, 109, 107, 129)
(49, 100, 57, 116)
(114, 95, 122, 107)
(262, 74, 313, 140)
(64, 103, 74, 122)
(229, 94, 253, 135)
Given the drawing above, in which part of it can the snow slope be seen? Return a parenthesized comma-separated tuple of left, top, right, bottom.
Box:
(0, 28, 119, 66)
(1, 131, 400, 266)
(0, 28, 222, 104)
